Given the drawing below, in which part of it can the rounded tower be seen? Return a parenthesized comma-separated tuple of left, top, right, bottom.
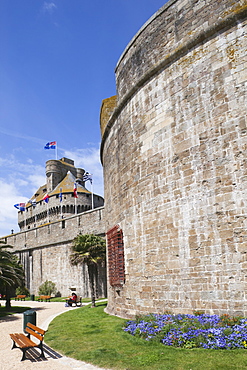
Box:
(101, 0, 247, 318)
(18, 157, 104, 230)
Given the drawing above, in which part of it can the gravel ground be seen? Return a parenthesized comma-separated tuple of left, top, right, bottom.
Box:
(0, 300, 108, 370)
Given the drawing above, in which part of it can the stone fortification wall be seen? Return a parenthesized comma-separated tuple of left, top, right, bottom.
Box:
(1, 207, 106, 298)
(101, 0, 247, 318)
(17, 157, 104, 231)
(19, 191, 103, 230)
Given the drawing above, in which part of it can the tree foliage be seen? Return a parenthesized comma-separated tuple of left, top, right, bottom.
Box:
(38, 280, 56, 296)
(0, 241, 25, 309)
(16, 286, 30, 296)
(70, 234, 106, 307)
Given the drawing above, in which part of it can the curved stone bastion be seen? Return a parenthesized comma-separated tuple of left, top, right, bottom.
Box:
(100, 0, 247, 318)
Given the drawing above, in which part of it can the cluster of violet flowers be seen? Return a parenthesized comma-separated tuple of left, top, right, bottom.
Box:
(123, 312, 247, 349)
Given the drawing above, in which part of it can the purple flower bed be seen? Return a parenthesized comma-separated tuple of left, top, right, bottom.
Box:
(123, 313, 247, 349)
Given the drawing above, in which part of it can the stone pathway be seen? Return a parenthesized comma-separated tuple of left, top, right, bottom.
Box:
(0, 300, 109, 370)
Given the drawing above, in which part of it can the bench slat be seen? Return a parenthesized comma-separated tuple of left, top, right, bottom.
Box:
(26, 322, 46, 336)
(10, 333, 36, 348)
(25, 327, 43, 342)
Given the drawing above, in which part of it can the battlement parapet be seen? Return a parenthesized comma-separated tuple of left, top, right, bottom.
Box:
(1, 207, 105, 252)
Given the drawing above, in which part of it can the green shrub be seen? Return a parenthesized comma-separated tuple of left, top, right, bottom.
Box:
(15, 286, 30, 296)
(38, 280, 56, 296)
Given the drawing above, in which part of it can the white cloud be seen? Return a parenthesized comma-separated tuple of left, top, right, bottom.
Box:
(27, 174, 46, 191)
(0, 127, 44, 145)
(0, 155, 46, 236)
(0, 145, 104, 237)
(63, 146, 104, 196)
(42, 2, 57, 14)
(0, 180, 27, 236)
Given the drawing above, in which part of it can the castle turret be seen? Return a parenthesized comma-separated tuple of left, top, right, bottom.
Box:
(45, 157, 85, 192)
(17, 157, 104, 231)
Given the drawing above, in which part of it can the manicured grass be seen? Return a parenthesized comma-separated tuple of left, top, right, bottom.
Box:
(0, 305, 31, 317)
(44, 303, 247, 370)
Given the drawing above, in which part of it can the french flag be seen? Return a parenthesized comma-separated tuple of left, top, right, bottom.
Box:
(73, 183, 78, 198)
(44, 141, 56, 149)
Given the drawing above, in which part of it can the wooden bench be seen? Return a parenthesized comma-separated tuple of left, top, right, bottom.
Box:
(9, 322, 46, 361)
(66, 296, 82, 307)
(74, 296, 82, 306)
(38, 295, 51, 302)
(14, 295, 26, 301)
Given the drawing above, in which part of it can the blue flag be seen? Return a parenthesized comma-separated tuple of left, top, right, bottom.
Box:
(14, 203, 26, 211)
(44, 141, 56, 149)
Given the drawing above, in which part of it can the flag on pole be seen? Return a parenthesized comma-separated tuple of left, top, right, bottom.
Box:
(73, 183, 78, 198)
(28, 199, 36, 207)
(83, 172, 94, 209)
(59, 188, 63, 202)
(43, 194, 50, 203)
(14, 203, 26, 211)
(83, 172, 93, 184)
(44, 141, 56, 149)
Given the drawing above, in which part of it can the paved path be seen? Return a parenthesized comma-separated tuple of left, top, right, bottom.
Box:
(0, 300, 108, 370)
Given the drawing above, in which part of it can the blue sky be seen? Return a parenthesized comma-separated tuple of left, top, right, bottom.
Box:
(0, 0, 167, 236)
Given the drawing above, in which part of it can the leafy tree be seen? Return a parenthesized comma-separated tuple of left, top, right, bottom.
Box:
(38, 280, 56, 296)
(0, 241, 25, 309)
(16, 286, 30, 297)
(70, 234, 106, 307)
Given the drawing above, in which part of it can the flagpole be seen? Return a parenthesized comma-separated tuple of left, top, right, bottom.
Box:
(47, 201, 49, 222)
(74, 183, 78, 214)
(56, 142, 58, 160)
(75, 196, 77, 214)
(60, 188, 63, 219)
(91, 182, 94, 210)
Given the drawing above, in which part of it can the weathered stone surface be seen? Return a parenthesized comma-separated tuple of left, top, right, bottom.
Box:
(101, 0, 247, 318)
(0, 208, 106, 298)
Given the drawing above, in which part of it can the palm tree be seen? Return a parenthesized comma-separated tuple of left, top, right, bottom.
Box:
(0, 241, 25, 309)
(70, 234, 106, 307)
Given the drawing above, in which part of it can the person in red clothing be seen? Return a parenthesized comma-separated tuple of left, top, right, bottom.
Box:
(67, 292, 77, 306)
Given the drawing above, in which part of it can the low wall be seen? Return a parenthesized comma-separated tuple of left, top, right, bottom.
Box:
(1, 207, 107, 298)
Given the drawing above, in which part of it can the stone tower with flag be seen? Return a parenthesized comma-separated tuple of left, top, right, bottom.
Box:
(18, 157, 104, 231)
(1, 156, 106, 298)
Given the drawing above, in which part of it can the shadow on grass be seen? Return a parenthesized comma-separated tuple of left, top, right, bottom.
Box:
(92, 302, 108, 308)
(0, 306, 32, 318)
(0, 305, 50, 319)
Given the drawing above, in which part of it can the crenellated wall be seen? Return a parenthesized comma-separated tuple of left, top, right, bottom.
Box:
(17, 157, 104, 231)
(101, 0, 247, 318)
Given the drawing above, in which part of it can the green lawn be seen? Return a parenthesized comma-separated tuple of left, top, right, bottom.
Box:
(45, 303, 247, 370)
